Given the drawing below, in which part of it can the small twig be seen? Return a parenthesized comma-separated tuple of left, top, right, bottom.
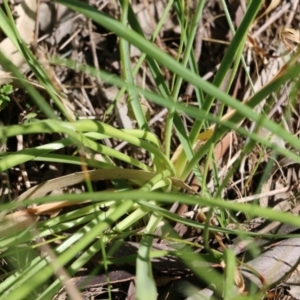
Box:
(252, 3, 291, 39)
(286, 0, 299, 26)
(233, 186, 290, 204)
(87, 19, 104, 108)
(32, 0, 40, 53)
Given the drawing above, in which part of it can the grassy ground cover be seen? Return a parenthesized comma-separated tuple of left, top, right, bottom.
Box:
(0, 0, 300, 299)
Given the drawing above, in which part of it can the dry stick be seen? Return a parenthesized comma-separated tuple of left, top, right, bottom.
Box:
(17, 113, 31, 191)
(80, 86, 96, 116)
(231, 201, 300, 256)
(252, 2, 291, 39)
(286, 0, 300, 26)
(233, 186, 290, 204)
(141, 0, 162, 46)
(16, 136, 31, 190)
(267, 85, 292, 119)
(58, 27, 81, 51)
(32, 0, 40, 52)
(33, 226, 83, 300)
(13, 1, 40, 194)
(87, 19, 104, 108)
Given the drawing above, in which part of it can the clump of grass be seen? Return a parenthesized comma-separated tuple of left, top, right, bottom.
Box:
(0, 0, 300, 299)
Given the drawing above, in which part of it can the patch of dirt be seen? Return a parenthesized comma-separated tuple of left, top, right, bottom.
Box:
(1, 1, 300, 299)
